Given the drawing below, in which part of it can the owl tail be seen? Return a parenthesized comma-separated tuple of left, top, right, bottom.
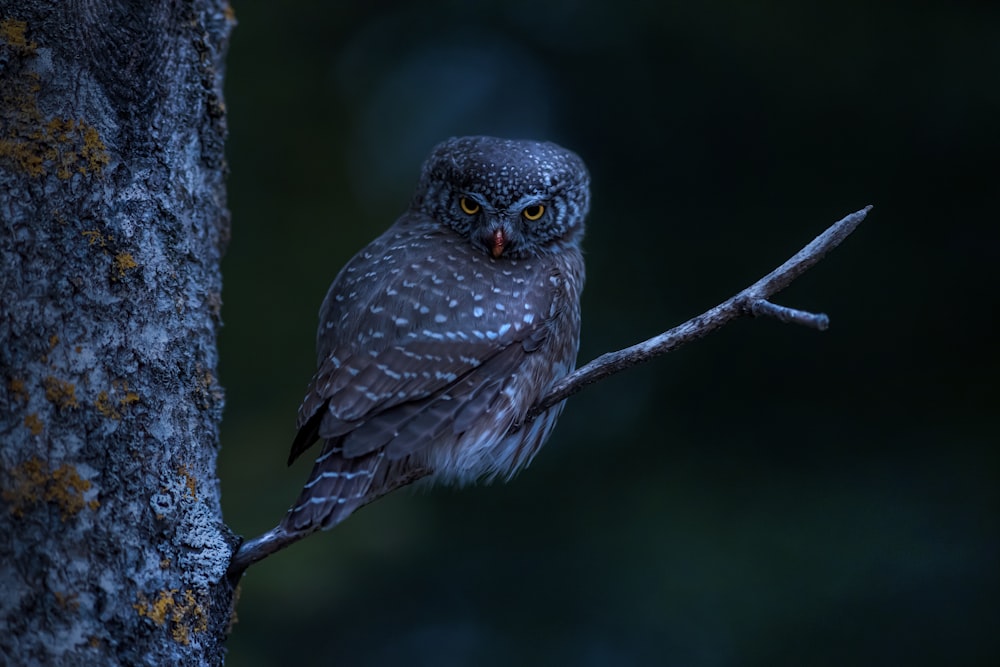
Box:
(281, 439, 434, 535)
(229, 440, 434, 581)
(281, 439, 380, 534)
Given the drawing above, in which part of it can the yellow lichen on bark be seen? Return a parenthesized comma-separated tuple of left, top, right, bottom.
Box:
(44, 376, 79, 408)
(24, 412, 43, 435)
(177, 465, 198, 501)
(81, 231, 142, 281)
(113, 252, 138, 278)
(47, 463, 96, 519)
(0, 21, 110, 179)
(82, 230, 107, 247)
(9, 377, 28, 402)
(95, 380, 140, 418)
(2, 457, 45, 513)
(134, 589, 209, 645)
(94, 390, 120, 419)
(0, 18, 36, 54)
(94, 382, 140, 419)
(80, 123, 110, 174)
(1, 456, 98, 519)
(116, 379, 140, 407)
(53, 590, 80, 611)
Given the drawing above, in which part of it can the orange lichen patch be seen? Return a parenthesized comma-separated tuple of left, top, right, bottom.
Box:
(0, 32, 110, 180)
(94, 390, 120, 419)
(47, 463, 95, 519)
(113, 252, 138, 278)
(160, 558, 171, 569)
(53, 590, 80, 611)
(24, 412, 43, 435)
(2, 457, 45, 513)
(177, 465, 198, 501)
(1, 115, 109, 178)
(44, 376, 78, 408)
(40, 334, 59, 364)
(1, 457, 97, 520)
(81, 230, 107, 248)
(192, 365, 223, 409)
(0, 18, 36, 54)
(0, 62, 43, 176)
(115, 379, 139, 406)
(134, 589, 209, 645)
(83, 231, 142, 281)
(96, 380, 139, 418)
(39, 118, 111, 179)
(80, 123, 110, 174)
(9, 377, 28, 402)
(134, 589, 178, 625)
(175, 590, 209, 644)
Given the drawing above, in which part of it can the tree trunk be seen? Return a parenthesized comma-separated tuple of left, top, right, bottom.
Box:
(1, 2, 236, 664)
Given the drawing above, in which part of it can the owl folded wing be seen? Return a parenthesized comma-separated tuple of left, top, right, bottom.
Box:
(287, 309, 557, 466)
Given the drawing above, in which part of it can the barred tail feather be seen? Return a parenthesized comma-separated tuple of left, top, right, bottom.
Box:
(281, 439, 434, 535)
(281, 439, 382, 533)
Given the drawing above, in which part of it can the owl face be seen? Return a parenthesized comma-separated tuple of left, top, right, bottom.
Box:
(413, 136, 590, 259)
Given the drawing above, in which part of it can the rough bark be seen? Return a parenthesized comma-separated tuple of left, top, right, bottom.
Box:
(0, 2, 236, 665)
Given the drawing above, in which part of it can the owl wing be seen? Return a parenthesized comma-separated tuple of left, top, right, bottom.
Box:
(289, 248, 576, 463)
(287, 317, 553, 466)
(281, 315, 561, 534)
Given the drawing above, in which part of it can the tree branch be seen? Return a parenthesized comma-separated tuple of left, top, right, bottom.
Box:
(230, 205, 871, 578)
(228, 465, 431, 581)
(523, 205, 872, 422)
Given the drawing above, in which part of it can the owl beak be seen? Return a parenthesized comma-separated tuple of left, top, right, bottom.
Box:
(490, 228, 507, 258)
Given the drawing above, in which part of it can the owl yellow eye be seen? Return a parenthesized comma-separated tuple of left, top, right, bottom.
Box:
(459, 197, 480, 215)
(522, 204, 545, 221)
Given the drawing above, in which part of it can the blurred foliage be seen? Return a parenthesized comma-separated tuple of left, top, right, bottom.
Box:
(219, 1, 998, 664)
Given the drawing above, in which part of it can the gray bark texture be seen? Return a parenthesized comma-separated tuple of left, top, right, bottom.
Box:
(0, 2, 237, 665)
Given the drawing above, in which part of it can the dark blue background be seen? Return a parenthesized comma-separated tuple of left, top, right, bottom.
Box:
(219, 2, 998, 664)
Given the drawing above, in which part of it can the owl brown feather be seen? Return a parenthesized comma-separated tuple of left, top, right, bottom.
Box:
(279, 136, 589, 536)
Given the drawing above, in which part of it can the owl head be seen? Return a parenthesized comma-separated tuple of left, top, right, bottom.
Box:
(412, 136, 590, 259)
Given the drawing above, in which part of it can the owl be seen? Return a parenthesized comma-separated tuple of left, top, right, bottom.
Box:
(281, 135, 590, 536)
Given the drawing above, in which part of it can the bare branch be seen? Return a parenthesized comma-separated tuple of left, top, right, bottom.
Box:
(228, 467, 432, 581)
(524, 205, 872, 421)
(230, 205, 871, 577)
(228, 526, 288, 582)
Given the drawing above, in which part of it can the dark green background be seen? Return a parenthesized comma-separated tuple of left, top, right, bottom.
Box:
(219, 2, 998, 665)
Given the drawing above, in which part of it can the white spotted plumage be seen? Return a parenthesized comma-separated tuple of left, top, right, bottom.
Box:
(281, 136, 589, 535)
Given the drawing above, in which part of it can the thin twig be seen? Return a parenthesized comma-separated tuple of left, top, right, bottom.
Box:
(523, 205, 872, 421)
(751, 300, 829, 330)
